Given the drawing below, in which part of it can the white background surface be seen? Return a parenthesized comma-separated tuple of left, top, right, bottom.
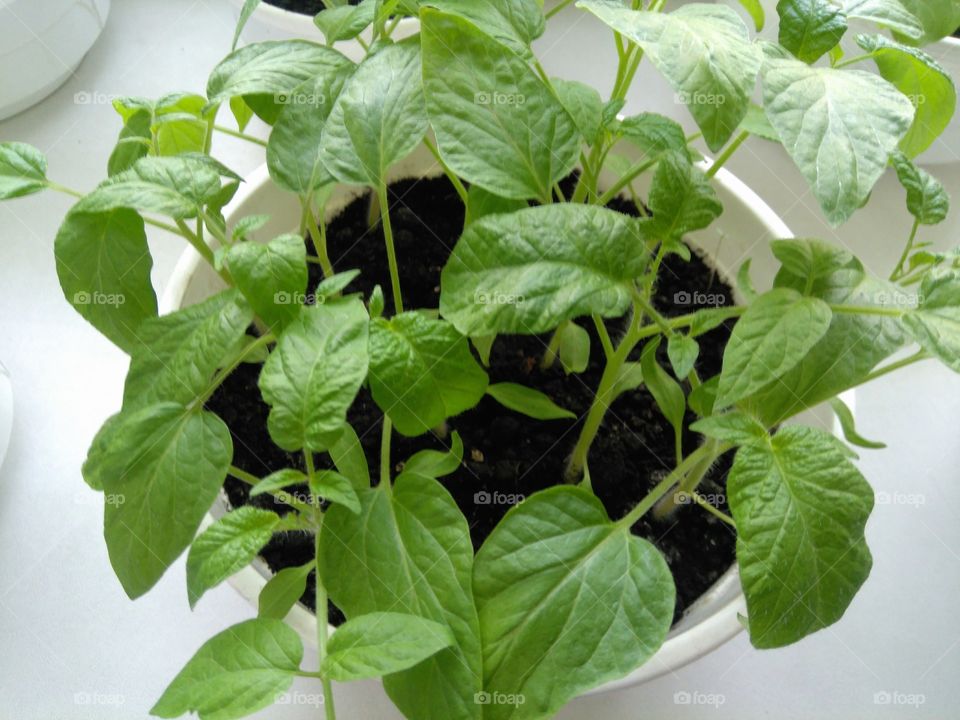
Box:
(1, 1, 958, 718)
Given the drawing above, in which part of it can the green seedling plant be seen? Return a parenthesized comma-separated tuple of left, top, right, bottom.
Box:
(2, 0, 960, 718)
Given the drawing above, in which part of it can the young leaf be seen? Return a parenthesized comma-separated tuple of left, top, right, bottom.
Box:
(440, 204, 648, 336)
(319, 40, 427, 188)
(640, 339, 686, 448)
(829, 397, 886, 449)
(716, 288, 833, 409)
(368, 313, 489, 436)
(232, 0, 261, 49)
(0, 142, 48, 198)
(403, 431, 464, 479)
(225, 234, 308, 331)
(83, 403, 233, 598)
(890, 152, 950, 225)
(552, 78, 604, 145)
(421, 9, 579, 201)
(152, 618, 302, 720)
(315, 269, 361, 300)
(319, 475, 482, 720)
(464, 185, 526, 227)
(736, 258, 758, 302)
(558, 322, 591, 374)
(486, 382, 576, 420)
(424, 0, 546, 60)
(667, 333, 700, 379)
(856, 35, 956, 158)
(728, 426, 874, 648)
(690, 410, 768, 444)
(314, 0, 376, 44)
(761, 56, 915, 225)
(771, 238, 856, 287)
(612, 361, 645, 398)
(322, 612, 455, 681)
(54, 208, 157, 353)
(107, 110, 151, 176)
(330, 423, 370, 489)
(474, 486, 675, 720)
(845, 0, 923, 40)
(266, 58, 356, 195)
(309, 470, 361, 514)
(368, 284, 385, 319)
(579, 1, 761, 151)
(738, 104, 779, 142)
(617, 112, 690, 161)
(258, 563, 312, 619)
(123, 290, 254, 411)
(735, 0, 765, 31)
(893, 0, 960, 45)
(901, 271, 960, 373)
(776, 0, 848, 63)
(249, 468, 307, 497)
(688, 375, 720, 417)
(207, 40, 352, 106)
(644, 151, 723, 240)
(186, 507, 280, 608)
(259, 299, 369, 452)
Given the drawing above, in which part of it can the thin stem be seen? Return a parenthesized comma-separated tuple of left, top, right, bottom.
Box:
(314, 509, 336, 720)
(198, 334, 275, 405)
(861, 350, 930, 384)
(617, 444, 717, 528)
(829, 304, 906, 317)
(891, 218, 921, 281)
(540, 321, 567, 371)
(213, 124, 268, 147)
(229, 465, 314, 515)
(376, 183, 404, 314)
(304, 196, 335, 279)
(545, 0, 576, 19)
(596, 157, 657, 206)
(47, 181, 84, 199)
(592, 314, 615, 360)
(423, 138, 469, 205)
(175, 218, 232, 285)
(690, 492, 735, 525)
(705, 131, 749, 180)
(835, 52, 878, 69)
(380, 415, 393, 494)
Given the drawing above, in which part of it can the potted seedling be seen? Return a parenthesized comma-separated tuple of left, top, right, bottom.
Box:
(1, 1, 958, 719)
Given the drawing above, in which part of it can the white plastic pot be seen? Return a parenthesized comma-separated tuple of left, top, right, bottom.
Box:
(0, 362, 11, 471)
(161, 141, 842, 696)
(0, 0, 110, 122)
(227, 0, 418, 61)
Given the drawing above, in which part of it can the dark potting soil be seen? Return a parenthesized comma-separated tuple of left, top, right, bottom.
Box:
(208, 174, 738, 627)
(264, 0, 357, 14)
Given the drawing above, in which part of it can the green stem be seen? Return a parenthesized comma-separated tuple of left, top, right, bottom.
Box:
(314, 509, 337, 720)
(829, 304, 906, 317)
(376, 183, 404, 314)
(423, 137, 469, 205)
(47, 181, 84, 199)
(891, 217, 921, 281)
(213, 124, 268, 147)
(861, 350, 930, 384)
(690, 491, 735, 525)
(835, 52, 878, 69)
(380, 415, 393, 494)
(304, 196, 335, 279)
(175, 218, 232, 285)
(595, 157, 657, 206)
(705, 131, 749, 180)
(592, 314, 615, 360)
(198, 334, 275, 405)
(540, 321, 568, 371)
(545, 0, 576, 19)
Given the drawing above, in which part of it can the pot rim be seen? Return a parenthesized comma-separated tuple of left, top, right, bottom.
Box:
(162, 157, 809, 696)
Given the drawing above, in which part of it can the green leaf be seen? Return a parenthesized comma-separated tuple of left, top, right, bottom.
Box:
(486, 382, 576, 420)
(735, 0, 765, 30)
(558, 321, 591, 374)
(107, 110, 151, 177)
(667, 334, 700, 379)
(319, 475, 482, 720)
(640, 339, 686, 445)
(259, 299, 369, 451)
(319, 40, 426, 188)
(249, 468, 306, 497)
(738, 104, 780, 142)
(315, 269, 361, 300)
(152, 618, 302, 720)
(474, 486, 674, 719)
(716, 288, 833, 408)
(421, 9, 579, 200)
(329, 423, 370, 488)
(232, 0, 261, 50)
(688, 374, 719, 416)
(579, 1, 761, 151)
(226, 234, 308, 331)
(771, 238, 855, 286)
(229, 96, 254, 133)
(84, 403, 232, 598)
(902, 271, 960, 372)
(829, 397, 886, 449)
(891, 152, 950, 225)
(0, 142, 47, 198)
(464, 185, 526, 226)
(893, 0, 960, 45)
(76, 156, 225, 219)
(856, 34, 956, 158)
(309, 470, 361, 514)
(690, 410, 768, 444)
(844, 0, 923, 40)
(617, 112, 691, 160)
(368, 313, 488, 436)
(403, 431, 464, 478)
(761, 56, 915, 225)
(187, 507, 280, 608)
(736, 258, 758, 302)
(258, 563, 312, 619)
(314, 0, 376, 44)
(54, 208, 157, 353)
(612, 361, 645, 398)
(776, 0, 848, 63)
(552, 78, 604, 145)
(322, 612, 455, 681)
(423, 0, 546, 60)
(266, 57, 356, 194)
(644, 151, 723, 240)
(440, 204, 648, 336)
(207, 40, 352, 106)
(729, 426, 874, 648)
(123, 290, 253, 411)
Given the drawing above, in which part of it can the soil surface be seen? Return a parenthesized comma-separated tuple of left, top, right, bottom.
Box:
(208, 174, 739, 627)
